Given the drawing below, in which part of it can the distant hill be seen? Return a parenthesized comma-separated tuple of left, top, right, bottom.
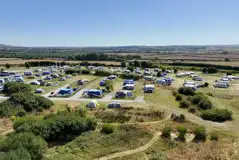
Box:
(1, 44, 239, 53)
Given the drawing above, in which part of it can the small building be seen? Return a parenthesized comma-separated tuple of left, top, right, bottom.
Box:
(144, 84, 155, 93)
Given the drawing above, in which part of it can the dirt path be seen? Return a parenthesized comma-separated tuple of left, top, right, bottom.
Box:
(0, 128, 14, 136)
(95, 132, 161, 160)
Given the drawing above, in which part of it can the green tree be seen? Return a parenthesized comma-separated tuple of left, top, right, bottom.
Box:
(2, 132, 47, 160)
(133, 60, 140, 67)
(3, 148, 31, 160)
(121, 61, 126, 67)
(25, 62, 30, 69)
(5, 63, 10, 69)
(3, 82, 32, 96)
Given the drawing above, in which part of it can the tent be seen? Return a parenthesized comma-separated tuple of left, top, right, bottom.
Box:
(86, 100, 100, 108)
(87, 89, 103, 97)
(58, 88, 74, 95)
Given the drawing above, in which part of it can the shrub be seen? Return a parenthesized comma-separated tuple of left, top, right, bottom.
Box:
(177, 125, 187, 141)
(1, 132, 47, 160)
(188, 106, 196, 113)
(171, 114, 186, 123)
(161, 126, 171, 138)
(210, 132, 219, 141)
(157, 71, 162, 77)
(178, 87, 195, 96)
(3, 148, 31, 160)
(198, 99, 212, 110)
(101, 123, 115, 134)
(193, 126, 206, 142)
(0, 92, 54, 117)
(204, 82, 209, 87)
(200, 108, 232, 122)
(120, 73, 140, 81)
(95, 70, 112, 77)
(3, 82, 32, 96)
(175, 94, 182, 101)
(172, 90, 177, 97)
(13, 111, 97, 141)
(180, 99, 190, 108)
(191, 95, 204, 104)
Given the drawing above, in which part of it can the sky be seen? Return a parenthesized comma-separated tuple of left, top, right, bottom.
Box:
(0, 0, 239, 47)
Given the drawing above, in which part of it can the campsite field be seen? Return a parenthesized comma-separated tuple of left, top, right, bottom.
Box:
(1, 64, 239, 160)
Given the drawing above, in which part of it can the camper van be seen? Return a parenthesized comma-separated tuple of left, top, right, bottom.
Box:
(123, 79, 134, 85)
(214, 82, 229, 88)
(144, 84, 155, 93)
(123, 84, 135, 90)
(87, 89, 103, 98)
(193, 77, 203, 81)
(144, 76, 155, 81)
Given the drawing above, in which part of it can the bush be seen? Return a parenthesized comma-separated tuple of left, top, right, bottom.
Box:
(198, 99, 212, 110)
(171, 114, 186, 123)
(193, 126, 206, 142)
(13, 111, 97, 141)
(191, 94, 204, 104)
(0, 92, 54, 117)
(3, 82, 32, 96)
(208, 67, 218, 74)
(161, 126, 171, 138)
(201, 108, 232, 122)
(1, 132, 47, 160)
(177, 125, 187, 141)
(204, 82, 209, 87)
(188, 106, 196, 113)
(180, 99, 190, 108)
(172, 90, 177, 97)
(101, 123, 115, 134)
(95, 70, 112, 77)
(210, 132, 219, 141)
(175, 94, 182, 101)
(3, 148, 31, 160)
(157, 71, 162, 77)
(119, 73, 140, 80)
(178, 87, 195, 96)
